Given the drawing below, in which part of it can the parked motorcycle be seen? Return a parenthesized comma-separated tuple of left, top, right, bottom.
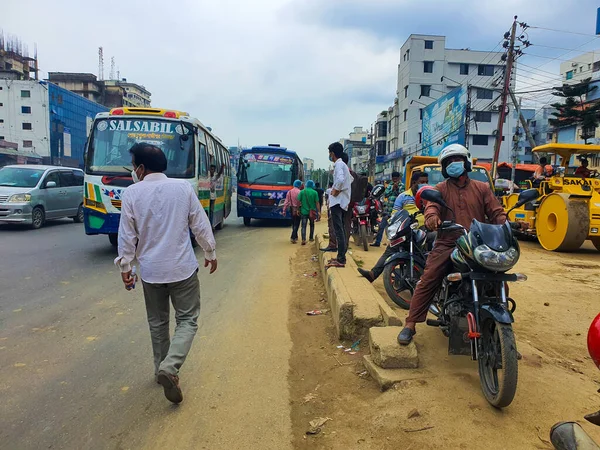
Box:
(352, 185, 384, 251)
(420, 187, 539, 408)
(382, 209, 429, 309)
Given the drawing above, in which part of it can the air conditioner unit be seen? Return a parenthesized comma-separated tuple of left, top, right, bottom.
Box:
(572, 62, 578, 67)
(491, 105, 500, 111)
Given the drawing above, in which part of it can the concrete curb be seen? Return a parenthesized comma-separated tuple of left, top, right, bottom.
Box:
(315, 234, 402, 340)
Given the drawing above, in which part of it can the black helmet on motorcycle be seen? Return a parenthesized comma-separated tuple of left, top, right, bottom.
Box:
(371, 184, 385, 199)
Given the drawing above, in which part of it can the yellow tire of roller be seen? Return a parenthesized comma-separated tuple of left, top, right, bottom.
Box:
(536, 193, 589, 252)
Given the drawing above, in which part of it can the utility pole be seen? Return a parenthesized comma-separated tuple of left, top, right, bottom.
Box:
(492, 17, 518, 180)
(508, 89, 537, 150)
(464, 86, 472, 148)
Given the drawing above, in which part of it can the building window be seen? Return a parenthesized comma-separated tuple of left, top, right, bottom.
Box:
(0, 136, 4, 140)
(478, 65, 494, 76)
(547, 132, 553, 141)
(21, 106, 31, 114)
(403, 109, 408, 121)
(22, 122, 32, 130)
(474, 111, 492, 122)
(531, 120, 537, 127)
(420, 108, 423, 120)
(423, 61, 434, 73)
(460, 64, 469, 75)
(404, 85, 408, 98)
(476, 88, 493, 99)
(418, 132, 422, 144)
(424, 40, 434, 49)
(472, 135, 489, 146)
(406, 49, 410, 60)
(0, 119, 3, 123)
(23, 140, 33, 148)
(0, 103, 3, 107)
(403, 131, 407, 143)
(594, 61, 600, 72)
(420, 85, 431, 97)
(566, 70, 573, 80)
(21, 90, 31, 98)
(580, 66, 583, 73)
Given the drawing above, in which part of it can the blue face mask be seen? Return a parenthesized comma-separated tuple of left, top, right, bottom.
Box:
(446, 161, 465, 178)
(329, 154, 334, 162)
(417, 183, 429, 190)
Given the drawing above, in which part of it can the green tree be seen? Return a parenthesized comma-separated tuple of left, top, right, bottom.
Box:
(549, 78, 600, 143)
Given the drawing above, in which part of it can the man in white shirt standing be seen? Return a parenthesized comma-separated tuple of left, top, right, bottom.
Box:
(326, 142, 352, 268)
(115, 143, 217, 404)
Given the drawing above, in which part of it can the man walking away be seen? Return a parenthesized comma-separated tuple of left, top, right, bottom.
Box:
(209, 163, 225, 227)
(371, 171, 402, 247)
(283, 179, 302, 243)
(115, 143, 217, 404)
(298, 180, 320, 244)
(326, 143, 352, 268)
(314, 182, 325, 221)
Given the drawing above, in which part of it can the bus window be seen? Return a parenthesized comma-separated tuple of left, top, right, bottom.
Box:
(198, 143, 208, 176)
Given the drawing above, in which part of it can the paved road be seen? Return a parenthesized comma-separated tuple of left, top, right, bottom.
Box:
(0, 211, 297, 450)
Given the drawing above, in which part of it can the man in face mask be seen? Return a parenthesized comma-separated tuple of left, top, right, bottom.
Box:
(116, 142, 217, 404)
(397, 144, 527, 345)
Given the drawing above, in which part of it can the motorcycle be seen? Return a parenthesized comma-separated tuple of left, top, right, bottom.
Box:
(382, 209, 429, 309)
(352, 185, 384, 252)
(419, 187, 539, 408)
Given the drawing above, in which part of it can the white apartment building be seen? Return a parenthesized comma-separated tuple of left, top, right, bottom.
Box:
(341, 126, 372, 173)
(302, 157, 314, 172)
(560, 51, 600, 84)
(385, 34, 515, 172)
(0, 80, 50, 155)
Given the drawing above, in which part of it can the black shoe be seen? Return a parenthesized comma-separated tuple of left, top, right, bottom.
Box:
(370, 243, 381, 247)
(157, 370, 183, 404)
(320, 247, 337, 252)
(397, 327, 416, 345)
(357, 268, 375, 283)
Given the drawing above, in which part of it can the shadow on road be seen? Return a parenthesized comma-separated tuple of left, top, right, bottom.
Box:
(0, 219, 76, 232)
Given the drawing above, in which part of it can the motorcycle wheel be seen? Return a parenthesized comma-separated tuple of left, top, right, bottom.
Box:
(383, 261, 423, 310)
(360, 223, 368, 251)
(478, 319, 518, 408)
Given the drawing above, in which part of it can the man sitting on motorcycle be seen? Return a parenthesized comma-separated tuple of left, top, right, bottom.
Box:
(357, 171, 430, 282)
(397, 144, 528, 345)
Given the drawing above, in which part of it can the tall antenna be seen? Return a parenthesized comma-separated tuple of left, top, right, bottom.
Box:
(109, 56, 115, 80)
(116, 68, 120, 80)
(98, 46, 104, 81)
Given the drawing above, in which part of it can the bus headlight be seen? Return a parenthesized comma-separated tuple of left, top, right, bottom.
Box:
(8, 193, 31, 203)
(238, 195, 251, 205)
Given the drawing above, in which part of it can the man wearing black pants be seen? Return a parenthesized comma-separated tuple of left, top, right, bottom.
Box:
(326, 142, 352, 268)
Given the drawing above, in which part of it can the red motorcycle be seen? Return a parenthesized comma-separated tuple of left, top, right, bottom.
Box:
(351, 185, 384, 251)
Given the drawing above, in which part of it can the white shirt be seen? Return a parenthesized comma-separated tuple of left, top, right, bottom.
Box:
(114, 173, 216, 284)
(210, 173, 223, 200)
(329, 159, 352, 211)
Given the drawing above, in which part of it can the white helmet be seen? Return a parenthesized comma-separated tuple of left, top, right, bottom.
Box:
(438, 143, 472, 177)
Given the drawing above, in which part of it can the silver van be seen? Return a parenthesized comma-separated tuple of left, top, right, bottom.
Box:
(0, 165, 85, 229)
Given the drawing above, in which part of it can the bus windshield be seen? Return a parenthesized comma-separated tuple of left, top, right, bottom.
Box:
(87, 118, 195, 178)
(422, 166, 491, 186)
(238, 153, 295, 186)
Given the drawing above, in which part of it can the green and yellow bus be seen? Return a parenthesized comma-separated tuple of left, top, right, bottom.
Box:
(83, 107, 232, 246)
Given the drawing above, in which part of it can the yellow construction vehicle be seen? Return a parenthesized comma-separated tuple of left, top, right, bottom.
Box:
(503, 143, 600, 252)
(403, 155, 494, 190)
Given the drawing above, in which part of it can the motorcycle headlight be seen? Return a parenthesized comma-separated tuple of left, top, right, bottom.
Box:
(356, 205, 367, 214)
(8, 193, 31, 203)
(473, 245, 519, 272)
(238, 195, 251, 205)
(386, 221, 400, 240)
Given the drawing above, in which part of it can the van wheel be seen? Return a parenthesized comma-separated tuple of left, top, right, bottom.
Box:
(73, 204, 84, 223)
(31, 206, 45, 229)
(109, 233, 118, 247)
(243, 217, 251, 226)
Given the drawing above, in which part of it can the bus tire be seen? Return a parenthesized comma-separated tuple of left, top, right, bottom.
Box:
(243, 217, 251, 227)
(109, 233, 118, 247)
(215, 220, 223, 230)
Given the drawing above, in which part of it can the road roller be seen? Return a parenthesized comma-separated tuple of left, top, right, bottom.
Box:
(504, 143, 600, 252)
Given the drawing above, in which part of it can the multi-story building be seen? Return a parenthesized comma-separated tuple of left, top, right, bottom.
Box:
(47, 73, 151, 108)
(530, 106, 557, 147)
(340, 126, 372, 174)
(0, 79, 107, 167)
(0, 35, 39, 81)
(302, 157, 314, 172)
(387, 34, 515, 170)
(560, 51, 600, 84)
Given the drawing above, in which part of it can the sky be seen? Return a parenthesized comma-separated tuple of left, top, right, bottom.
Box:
(4, 0, 600, 169)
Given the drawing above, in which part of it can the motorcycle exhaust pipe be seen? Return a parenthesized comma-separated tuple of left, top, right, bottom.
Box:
(550, 422, 600, 450)
(428, 304, 441, 317)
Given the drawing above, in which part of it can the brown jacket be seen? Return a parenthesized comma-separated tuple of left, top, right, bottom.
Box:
(424, 177, 506, 235)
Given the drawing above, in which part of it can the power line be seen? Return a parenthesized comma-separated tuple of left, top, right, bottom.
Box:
(528, 25, 600, 39)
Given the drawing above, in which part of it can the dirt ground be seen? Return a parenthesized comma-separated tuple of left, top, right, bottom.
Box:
(287, 220, 600, 449)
